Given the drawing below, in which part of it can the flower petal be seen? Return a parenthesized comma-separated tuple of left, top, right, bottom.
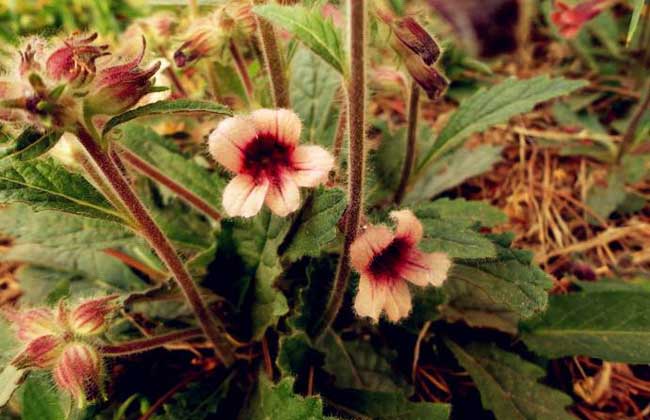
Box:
(208, 116, 257, 172)
(403, 250, 451, 287)
(251, 108, 302, 145)
(265, 172, 301, 217)
(390, 209, 423, 244)
(383, 281, 412, 323)
(291, 145, 334, 187)
(354, 276, 387, 322)
(350, 225, 394, 275)
(222, 174, 269, 217)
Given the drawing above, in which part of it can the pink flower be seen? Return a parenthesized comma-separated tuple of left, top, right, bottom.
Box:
(46, 33, 109, 87)
(350, 210, 451, 323)
(84, 38, 160, 116)
(12, 334, 64, 369)
(551, 0, 604, 38)
(53, 343, 104, 407)
(69, 295, 118, 336)
(208, 109, 334, 217)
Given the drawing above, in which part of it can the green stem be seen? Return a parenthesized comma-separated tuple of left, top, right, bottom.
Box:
(75, 124, 234, 366)
(312, 0, 366, 339)
(394, 81, 420, 204)
(256, 14, 290, 107)
(100, 328, 203, 356)
(616, 79, 650, 164)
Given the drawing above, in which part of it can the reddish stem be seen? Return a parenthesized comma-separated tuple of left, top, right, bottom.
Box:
(229, 40, 255, 102)
(395, 81, 420, 204)
(75, 125, 234, 366)
(116, 145, 222, 221)
(100, 328, 203, 356)
(256, 15, 290, 107)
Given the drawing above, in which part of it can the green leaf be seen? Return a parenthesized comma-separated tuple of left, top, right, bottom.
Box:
(417, 218, 496, 260)
(0, 365, 26, 408)
(242, 375, 325, 420)
(0, 128, 62, 162)
(446, 341, 574, 420)
(521, 290, 650, 363)
(21, 374, 65, 420)
(253, 4, 346, 74)
(290, 48, 342, 146)
(233, 210, 291, 338)
(0, 157, 122, 222)
(585, 168, 626, 224)
(415, 198, 507, 228)
(406, 145, 503, 203)
(0, 204, 145, 292)
(327, 388, 450, 420)
(417, 76, 587, 170)
(102, 99, 231, 136)
(282, 187, 346, 262)
(318, 330, 407, 393)
(119, 124, 226, 215)
(441, 243, 551, 333)
(627, 0, 645, 45)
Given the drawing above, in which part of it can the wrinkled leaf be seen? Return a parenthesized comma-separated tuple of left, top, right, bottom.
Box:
(521, 290, 650, 363)
(446, 341, 574, 420)
(21, 374, 65, 420)
(242, 375, 325, 420)
(0, 128, 62, 162)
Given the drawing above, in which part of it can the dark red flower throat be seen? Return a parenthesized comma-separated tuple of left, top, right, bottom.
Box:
(368, 237, 412, 284)
(242, 134, 294, 184)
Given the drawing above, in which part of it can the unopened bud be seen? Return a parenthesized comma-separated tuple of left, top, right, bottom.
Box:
(12, 334, 64, 369)
(70, 295, 118, 336)
(4, 307, 60, 342)
(53, 342, 104, 407)
(84, 38, 160, 116)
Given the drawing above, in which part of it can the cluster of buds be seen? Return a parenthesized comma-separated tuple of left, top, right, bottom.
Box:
(0, 33, 161, 133)
(4, 295, 118, 406)
(379, 11, 448, 100)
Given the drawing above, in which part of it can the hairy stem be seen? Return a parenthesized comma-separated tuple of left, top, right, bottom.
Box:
(332, 89, 348, 175)
(256, 15, 290, 107)
(394, 81, 420, 204)
(313, 0, 366, 339)
(100, 328, 203, 356)
(229, 40, 255, 104)
(75, 125, 234, 366)
(115, 145, 222, 222)
(616, 79, 650, 164)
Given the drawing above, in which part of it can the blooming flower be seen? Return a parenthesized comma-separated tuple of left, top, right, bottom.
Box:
(551, 0, 604, 38)
(84, 38, 161, 116)
(53, 342, 104, 407)
(208, 109, 334, 217)
(46, 32, 109, 87)
(350, 210, 451, 322)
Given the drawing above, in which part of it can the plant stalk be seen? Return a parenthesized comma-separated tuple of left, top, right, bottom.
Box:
(394, 81, 420, 204)
(616, 79, 650, 164)
(229, 40, 255, 104)
(75, 125, 234, 366)
(100, 328, 204, 356)
(256, 15, 290, 108)
(313, 0, 366, 339)
(115, 145, 222, 222)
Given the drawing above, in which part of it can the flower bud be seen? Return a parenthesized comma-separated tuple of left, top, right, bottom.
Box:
(551, 0, 604, 39)
(84, 38, 160, 116)
(12, 334, 64, 369)
(46, 33, 109, 87)
(4, 307, 60, 342)
(70, 295, 118, 336)
(53, 343, 104, 407)
(380, 12, 448, 100)
(174, 22, 225, 68)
